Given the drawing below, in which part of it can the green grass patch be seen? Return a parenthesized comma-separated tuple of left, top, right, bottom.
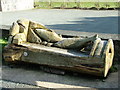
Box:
(0, 38, 8, 51)
(34, 2, 120, 9)
(0, 38, 8, 63)
(0, 39, 8, 44)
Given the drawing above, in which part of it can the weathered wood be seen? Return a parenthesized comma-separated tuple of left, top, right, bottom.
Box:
(3, 43, 108, 77)
(8, 22, 20, 44)
(3, 44, 24, 61)
(103, 39, 114, 77)
(89, 38, 101, 57)
(12, 33, 26, 45)
(3, 19, 114, 77)
(34, 29, 63, 42)
(29, 21, 49, 30)
(54, 34, 98, 49)
(9, 22, 19, 36)
(17, 19, 29, 38)
(27, 28, 42, 43)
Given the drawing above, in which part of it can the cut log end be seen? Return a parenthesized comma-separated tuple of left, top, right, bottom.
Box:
(104, 39, 114, 77)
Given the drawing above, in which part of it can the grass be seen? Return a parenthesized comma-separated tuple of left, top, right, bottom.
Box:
(34, 2, 120, 9)
(0, 38, 8, 51)
(0, 39, 8, 44)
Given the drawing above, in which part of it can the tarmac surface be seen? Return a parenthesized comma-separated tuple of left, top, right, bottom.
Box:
(0, 9, 119, 89)
(0, 9, 119, 34)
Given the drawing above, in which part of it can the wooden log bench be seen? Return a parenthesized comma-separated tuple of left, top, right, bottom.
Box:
(3, 19, 114, 77)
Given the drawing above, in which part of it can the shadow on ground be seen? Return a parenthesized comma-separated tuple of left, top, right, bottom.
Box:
(46, 16, 119, 34)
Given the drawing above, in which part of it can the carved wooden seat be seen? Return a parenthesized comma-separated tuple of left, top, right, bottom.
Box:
(3, 19, 114, 77)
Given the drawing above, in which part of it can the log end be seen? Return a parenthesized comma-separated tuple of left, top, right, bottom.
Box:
(104, 39, 114, 77)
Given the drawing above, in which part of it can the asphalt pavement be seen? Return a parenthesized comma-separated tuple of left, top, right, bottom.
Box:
(0, 9, 119, 34)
